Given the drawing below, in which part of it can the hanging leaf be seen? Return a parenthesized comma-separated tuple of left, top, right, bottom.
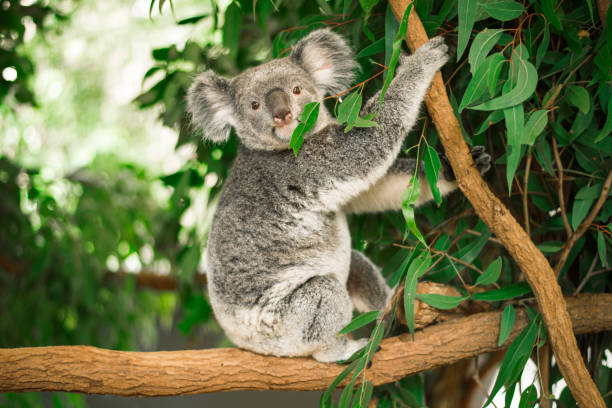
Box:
(460, 53, 505, 111)
(357, 38, 385, 58)
(518, 385, 538, 408)
(402, 173, 426, 246)
(222, 2, 242, 59)
(339, 310, 379, 335)
(481, 0, 525, 21)
(475, 257, 502, 286)
(457, 0, 478, 60)
(471, 46, 537, 111)
(424, 144, 442, 205)
(566, 86, 591, 114)
(571, 183, 602, 230)
(498, 304, 515, 346)
(522, 110, 548, 145)
(468, 29, 503, 74)
(597, 232, 608, 267)
(380, 3, 412, 106)
(290, 102, 320, 156)
(484, 315, 540, 406)
(541, 0, 562, 30)
(504, 102, 525, 193)
(472, 282, 531, 301)
(404, 251, 432, 338)
(416, 293, 466, 309)
(354, 381, 373, 408)
(319, 359, 360, 408)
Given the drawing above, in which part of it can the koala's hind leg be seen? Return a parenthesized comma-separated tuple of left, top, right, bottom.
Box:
(285, 275, 368, 363)
(347, 250, 392, 313)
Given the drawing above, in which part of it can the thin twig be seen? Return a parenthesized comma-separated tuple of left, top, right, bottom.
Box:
(523, 148, 533, 237)
(574, 256, 604, 295)
(552, 137, 572, 237)
(555, 169, 612, 275)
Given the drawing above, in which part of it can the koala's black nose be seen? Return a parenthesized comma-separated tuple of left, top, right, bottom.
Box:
(266, 88, 293, 126)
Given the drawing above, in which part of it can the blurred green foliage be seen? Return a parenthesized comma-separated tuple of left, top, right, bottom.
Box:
(1, 0, 611, 406)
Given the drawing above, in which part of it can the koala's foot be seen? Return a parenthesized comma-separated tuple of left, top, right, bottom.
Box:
(440, 146, 492, 181)
(400, 36, 449, 73)
(313, 337, 369, 363)
(470, 145, 492, 174)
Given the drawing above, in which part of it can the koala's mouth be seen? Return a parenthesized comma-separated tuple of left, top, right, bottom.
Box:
(271, 120, 298, 142)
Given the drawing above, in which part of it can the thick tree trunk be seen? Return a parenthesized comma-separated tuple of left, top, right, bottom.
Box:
(1, 294, 610, 397)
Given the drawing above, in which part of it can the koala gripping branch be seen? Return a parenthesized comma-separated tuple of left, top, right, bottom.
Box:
(0, 294, 610, 396)
(387, 1, 606, 407)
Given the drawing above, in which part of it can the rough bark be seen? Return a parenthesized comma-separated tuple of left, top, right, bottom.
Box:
(0, 294, 610, 397)
(386, 1, 606, 406)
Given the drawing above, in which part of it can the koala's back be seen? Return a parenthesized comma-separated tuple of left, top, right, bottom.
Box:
(206, 145, 352, 351)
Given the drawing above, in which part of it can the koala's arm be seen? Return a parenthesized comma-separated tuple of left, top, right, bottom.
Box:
(294, 38, 449, 210)
(343, 147, 491, 213)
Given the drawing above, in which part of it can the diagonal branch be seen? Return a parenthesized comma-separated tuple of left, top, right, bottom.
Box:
(386, 1, 606, 406)
(554, 169, 612, 275)
(0, 294, 610, 396)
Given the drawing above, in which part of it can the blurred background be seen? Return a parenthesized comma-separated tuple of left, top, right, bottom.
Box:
(1, 0, 610, 406)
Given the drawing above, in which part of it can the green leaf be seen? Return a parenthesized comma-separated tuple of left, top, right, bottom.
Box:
(566, 86, 591, 114)
(597, 231, 608, 267)
(354, 381, 373, 408)
(595, 93, 612, 142)
(487, 52, 506, 96)
(222, 2, 242, 58)
(471, 46, 537, 111)
(404, 251, 432, 338)
(475, 109, 504, 134)
(518, 385, 538, 408)
(522, 109, 548, 145)
(416, 293, 466, 309)
(356, 38, 384, 58)
(319, 359, 360, 408)
(484, 315, 540, 406)
(353, 116, 378, 128)
(424, 144, 442, 205)
(541, 0, 562, 31)
(472, 282, 531, 301)
(457, 0, 478, 60)
(571, 183, 601, 230)
(339, 310, 379, 335)
(338, 377, 356, 408)
(481, 0, 525, 21)
(536, 24, 550, 68)
(402, 174, 426, 246)
(380, 3, 412, 106)
(498, 304, 515, 346)
(343, 0, 353, 17)
(536, 241, 563, 254)
(475, 257, 502, 286)
(290, 102, 320, 156)
(341, 92, 363, 132)
(460, 53, 505, 111)
(468, 29, 503, 74)
(504, 102, 524, 193)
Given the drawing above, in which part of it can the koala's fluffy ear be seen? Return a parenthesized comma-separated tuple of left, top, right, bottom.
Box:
(187, 71, 236, 143)
(290, 29, 359, 96)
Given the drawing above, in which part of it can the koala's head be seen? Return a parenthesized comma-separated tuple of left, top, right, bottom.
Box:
(187, 29, 358, 151)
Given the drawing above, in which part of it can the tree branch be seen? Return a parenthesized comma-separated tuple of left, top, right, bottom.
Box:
(0, 294, 610, 397)
(554, 169, 612, 275)
(386, 1, 606, 406)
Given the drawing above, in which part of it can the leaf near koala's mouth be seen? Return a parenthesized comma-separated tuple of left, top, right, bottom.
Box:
(289, 101, 320, 156)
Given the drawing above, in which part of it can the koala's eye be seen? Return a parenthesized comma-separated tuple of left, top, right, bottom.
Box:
(251, 101, 260, 110)
(292, 86, 301, 95)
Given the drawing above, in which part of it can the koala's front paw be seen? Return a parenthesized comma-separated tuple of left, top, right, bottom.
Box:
(414, 36, 449, 71)
(440, 146, 491, 181)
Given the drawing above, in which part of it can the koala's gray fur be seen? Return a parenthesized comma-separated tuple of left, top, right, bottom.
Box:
(187, 29, 490, 362)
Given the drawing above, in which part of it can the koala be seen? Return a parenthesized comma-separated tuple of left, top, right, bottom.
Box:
(187, 29, 491, 363)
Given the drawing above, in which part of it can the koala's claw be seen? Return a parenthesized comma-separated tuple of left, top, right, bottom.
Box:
(471, 146, 492, 174)
(440, 146, 491, 180)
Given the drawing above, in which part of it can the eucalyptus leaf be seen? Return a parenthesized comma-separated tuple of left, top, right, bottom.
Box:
(457, 0, 478, 60)
(481, 0, 525, 21)
(472, 282, 531, 301)
(416, 293, 466, 309)
(468, 29, 503, 74)
(404, 251, 432, 338)
(475, 257, 502, 286)
(498, 304, 515, 346)
(339, 310, 379, 335)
